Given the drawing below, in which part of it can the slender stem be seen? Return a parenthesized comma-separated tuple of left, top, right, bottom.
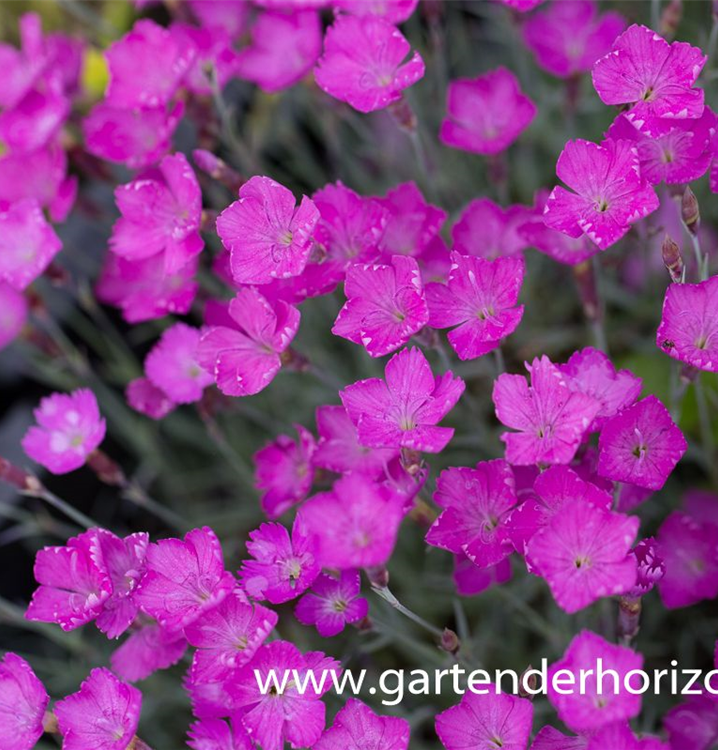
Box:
(372, 585, 445, 640)
(21, 480, 95, 530)
(695, 377, 718, 488)
(690, 233, 709, 282)
(707, 16, 718, 67)
(494, 346, 506, 377)
(122, 481, 188, 532)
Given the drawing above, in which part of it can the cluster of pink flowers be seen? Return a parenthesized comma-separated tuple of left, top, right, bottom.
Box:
(2, 2, 718, 750)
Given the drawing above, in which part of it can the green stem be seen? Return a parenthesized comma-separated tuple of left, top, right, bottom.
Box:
(695, 377, 718, 488)
(22, 479, 96, 530)
(372, 585, 445, 640)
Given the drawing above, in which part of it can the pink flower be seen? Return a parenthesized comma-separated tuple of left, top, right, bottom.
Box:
(436, 690, 533, 750)
(314, 14, 425, 113)
(125, 377, 176, 421)
(217, 175, 319, 285)
(188, 718, 253, 750)
(543, 138, 659, 250)
(587, 724, 641, 750)
(239, 514, 320, 603)
(526, 498, 639, 613)
(312, 404, 398, 478)
(626, 537, 665, 599)
(523, 0, 625, 78)
(230, 641, 340, 750)
(341, 347, 464, 453)
(597, 395, 687, 490)
(557, 347, 642, 430)
(83, 101, 184, 170)
(592, 25, 707, 135)
(55, 668, 142, 750)
(333, 255, 429, 357)
(197, 288, 300, 397)
(105, 20, 195, 108)
(520, 216, 601, 266)
(0, 88, 69, 154)
(235, 11, 322, 92)
(0, 282, 27, 350)
(295, 570, 368, 637)
(548, 631, 643, 733)
(440, 67, 536, 155)
(530, 727, 587, 750)
(301, 473, 405, 569)
(657, 275, 718, 372)
(378, 182, 446, 260)
(96, 252, 198, 323)
(188, 0, 250, 37)
(665, 695, 718, 750)
(492, 356, 600, 465)
(426, 459, 517, 569)
(185, 588, 278, 681)
(26, 530, 112, 631)
(426, 252, 525, 360)
(134, 527, 235, 632)
(656, 511, 718, 608)
(22, 388, 106, 475)
(606, 110, 714, 185)
(452, 198, 532, 259)
(453, 554, 512, 596)
(0, 198, 62, 291)
(110, 621, 187, 682)
(315, 699, 409, 750)
(334, 0, 418, 23)
(110, 152, 204, 274)
(254, 425, 316, 519)
(0, 14, 49, 109)
(144, 323, 213, 405)
(170, 23, 239, 96)
(0, 652, 49, 750)
(93, 529, 149, 639)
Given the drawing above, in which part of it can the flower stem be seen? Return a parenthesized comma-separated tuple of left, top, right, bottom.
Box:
(372, 585, 446, 640)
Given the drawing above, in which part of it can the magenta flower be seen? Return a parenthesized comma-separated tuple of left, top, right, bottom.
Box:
(295, 570, 368, 637)
(170, 23, 239, 96)
(592, 25, 707, 135)
(436, 690, 533, 750)
(341, 347, 465, 453)
(239, 514, 320, 604)
(83, 101, 184, 170)
(144, 323, 213, 405)
(335, 0, 418, 23)
(0, 198, 62, 291)
(110, 152, 203, 274)
(454, 554, 512, 596)
(626, 537, 665, 599)
(188, 718, 253, 750)
(26, 530, 112, 631)
(531, 727, 587, 750)
(55, 668, 142, 750)
(597, 395, 687, 490)
(0, 88, 69, 154)
(105, 20, 195, 108)
(426, 459, 517, 569)
(110, 621, 187, 683)
(134, 527, 235, 632)
(426, 252, 525, 360)
(93, 529, 149, 639)
(0, 13, 49, 109)
(96, 252, 198, 324)
(217, 175, 319, 285)
(185, 588, 278, 681)
(606, 110, 714, 185)
(188, 0, 250, 36)
(0, 282, 27, 350)
(313, 405, 398, 478)
(197, 288, 300, 397)
(657, 275, 718, 372)
(0, 652, 49, 750)
(543, 138, 659, 250)
(314, 14, 424, 113)
(254, 425, 316, 519)
(587, 724, 642, 750)
(126, 378, 176, 421)
(378, 182, 446, 260)
(492, 356, 600, 466)
(22, 388, 106, 475)
(520, 215, 601, 266)
(333, 255, 429, 357)
(302, 473, 405, 569)
(526, 498, 639, 613)
(557, 347, 642, 430)
(548, 631, 643, 732)
(665, 695, 718, 750)
(452, 198, 532, 260)
(315, 699, 409, 750)
(656, 512, 718, 609)
(231, 641, 340, 750)
(235, 11, 322, 93)
(440, 67, 536, 155)
(523, 0, 625, 78)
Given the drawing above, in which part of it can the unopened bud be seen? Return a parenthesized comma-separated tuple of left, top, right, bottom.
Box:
(400, 447, 423, 476)
(661, 235, 684, 283)
(366, 565, 390, 589)
(660, 0, 683, 39)
(519, 666, 538, 698)
(192, 149, 243, 194)
(617, 596, 642, 644)
(572, 260, 600, 321)
(87, 450, 126, 487)
(0, 457, 32, 491)
(439, 627, 460, 654)
(387, 97, 417, 134)
(681, 187, 700, 235)
(354, 616, 374, 633)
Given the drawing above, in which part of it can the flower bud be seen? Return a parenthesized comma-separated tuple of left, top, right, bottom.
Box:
(439, 627, 460, 654)
(0, 456, 32, 491)
(660, 0, 683, 40)
(519, 666, 538, 698)
(681, 187, 700, 235)
(661, 234, 684, 283)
